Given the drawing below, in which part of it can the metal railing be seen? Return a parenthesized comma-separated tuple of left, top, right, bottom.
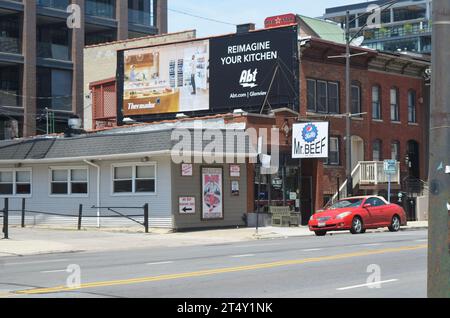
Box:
(1, 198, 150, 239)
(325, 161, 401, 208)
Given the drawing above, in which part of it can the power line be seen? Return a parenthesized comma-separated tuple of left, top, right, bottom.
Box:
(168, 8, 237, 26)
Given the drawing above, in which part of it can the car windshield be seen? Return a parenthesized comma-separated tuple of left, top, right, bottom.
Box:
(329, 199, 364, 209)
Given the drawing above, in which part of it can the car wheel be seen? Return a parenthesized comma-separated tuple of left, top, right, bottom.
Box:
(361, 229, 367, 234)
(388, 215, 401, 232)
(315, 231, 327, 237)
(350, 216, 364, 234)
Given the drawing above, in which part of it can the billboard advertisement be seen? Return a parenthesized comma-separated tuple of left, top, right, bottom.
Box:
(209, 26, 298, 111)
(292, 122, 329, 159)
(122, 39, 210, 116)
(119, 26, 298, 119)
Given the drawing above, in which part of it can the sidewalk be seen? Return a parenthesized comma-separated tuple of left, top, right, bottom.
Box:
(0, 222, 428, 257)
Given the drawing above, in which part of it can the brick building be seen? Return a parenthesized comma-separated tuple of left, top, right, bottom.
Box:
(300, 37, 430, 218)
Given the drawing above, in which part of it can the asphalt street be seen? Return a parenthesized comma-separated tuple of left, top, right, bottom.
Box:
(0, 230, 427, 298)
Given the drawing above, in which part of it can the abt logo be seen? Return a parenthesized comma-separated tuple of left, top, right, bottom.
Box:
(239, 69, 258, 88)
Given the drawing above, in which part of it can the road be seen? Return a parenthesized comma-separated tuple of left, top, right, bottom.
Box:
(0, 230, 427, 298)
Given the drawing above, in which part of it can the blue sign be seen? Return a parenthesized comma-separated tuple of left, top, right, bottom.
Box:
(384, 160, 397, 175)
(302, 124, 319, 143)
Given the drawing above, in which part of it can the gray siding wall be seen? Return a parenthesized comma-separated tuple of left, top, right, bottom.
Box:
(0, 156, 172, 228)
(171, 163, 247, 230)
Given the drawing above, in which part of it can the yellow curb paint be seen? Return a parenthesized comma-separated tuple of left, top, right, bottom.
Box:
(15, 244, 427, 295)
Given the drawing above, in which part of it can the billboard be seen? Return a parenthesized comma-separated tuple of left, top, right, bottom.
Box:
(209, 26, 298, 111)
(122, 39, 210, 116)
(119, 26, 298, 119)
(292, 122, 329, 159)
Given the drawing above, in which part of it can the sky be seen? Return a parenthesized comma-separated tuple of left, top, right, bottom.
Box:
(168, 0, 366, 37)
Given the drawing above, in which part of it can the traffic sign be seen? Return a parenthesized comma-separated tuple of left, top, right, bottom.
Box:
(384, 160, 397, 175)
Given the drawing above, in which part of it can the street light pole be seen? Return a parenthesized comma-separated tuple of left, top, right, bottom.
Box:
(427, 0, 450, 298)
(345, 10, 353, 197)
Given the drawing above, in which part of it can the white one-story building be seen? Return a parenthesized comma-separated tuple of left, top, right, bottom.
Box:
(0, 126, 254, 230)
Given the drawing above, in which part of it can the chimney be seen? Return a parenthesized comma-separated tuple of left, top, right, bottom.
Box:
(236, 23, 256, 34)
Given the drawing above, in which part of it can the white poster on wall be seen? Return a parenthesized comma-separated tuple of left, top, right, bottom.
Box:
(202, 167, 223, 220)
(292, 122, 329, 159)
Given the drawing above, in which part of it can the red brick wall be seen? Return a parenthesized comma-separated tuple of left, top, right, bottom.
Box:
(300, 59, 426, 201)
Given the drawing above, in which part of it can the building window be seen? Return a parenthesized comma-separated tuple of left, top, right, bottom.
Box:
(306, 79, 339, 114)
(0, 169, 31, 196)
(408, 90, 417, 123)
(351, 84, 361, 116)
(326, 137, 340, 165)
(307, 79, 316, 112)
(390, 87, 400, 121)
(373, 139, 383, 161)
(50, 168, 88, 195)
(372, 85, 381, 120)
(391, 141, 400, 161)
(113, 164, 156, 194)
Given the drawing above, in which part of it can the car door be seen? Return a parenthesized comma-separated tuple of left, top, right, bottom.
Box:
(372, 198, 390, 226)
(362, 197, 379, 227)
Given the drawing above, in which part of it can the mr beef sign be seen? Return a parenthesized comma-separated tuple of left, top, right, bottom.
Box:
(210, 26, 298, 112)
(292, 122, 329, 159)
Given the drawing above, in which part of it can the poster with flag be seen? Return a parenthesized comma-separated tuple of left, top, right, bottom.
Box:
(202, 167, 224, 220)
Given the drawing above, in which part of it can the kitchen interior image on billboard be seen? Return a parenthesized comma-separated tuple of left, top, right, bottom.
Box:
(123, 40, 210, 116)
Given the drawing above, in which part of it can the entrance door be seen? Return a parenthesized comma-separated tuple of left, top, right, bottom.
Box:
(407, 140, 420, 179)
(351, 136, 365, 170)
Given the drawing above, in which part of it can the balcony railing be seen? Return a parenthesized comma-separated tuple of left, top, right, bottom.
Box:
(0, 36, 21, 54)
(354, 21, 432, 42)
(37, 0, 70, 10)
(37, 42, 70, 61)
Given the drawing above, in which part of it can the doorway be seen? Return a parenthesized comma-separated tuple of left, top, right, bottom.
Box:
(351, 135, 365, 170)
(407, 140, 420, 179)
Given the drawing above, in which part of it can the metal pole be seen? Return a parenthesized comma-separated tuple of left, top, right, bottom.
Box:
(428, 0, 450, 298)
(345, 10, 353, 198)
(77, 204, 83, 231)
(21, 198, 26, 228)
(388, 174, 391, 203)
(256, 164, 261, 235)
(3, 198, 8, 239)
(337, 177, 340, 201)
(144, 204, 149, 233)
(45, 107, 49, 135)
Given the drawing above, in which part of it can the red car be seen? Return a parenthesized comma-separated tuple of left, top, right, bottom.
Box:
(309, 196, 408, 236)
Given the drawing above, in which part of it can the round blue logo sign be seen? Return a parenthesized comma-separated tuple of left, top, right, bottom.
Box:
(302, 124, 319, 143)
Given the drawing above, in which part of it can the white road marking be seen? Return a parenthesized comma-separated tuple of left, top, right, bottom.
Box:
(415, 239, 428, 242)
(362, 243, 382, 247)
(40, 269, 67, 274)
(230, 254, 255, 258)
(337, 279, 399, 291)
(235, 243, 282, 248)
(302, 248, 323, 252)
(4, 259, 70, 266)
(146, 261, 174, 266)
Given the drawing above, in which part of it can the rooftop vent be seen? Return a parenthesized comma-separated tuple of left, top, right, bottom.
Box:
(237, 23, 255, 34)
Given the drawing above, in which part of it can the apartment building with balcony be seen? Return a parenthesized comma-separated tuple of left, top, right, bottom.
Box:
(324, 0, 432, 54)
(0, 0, 168, 140)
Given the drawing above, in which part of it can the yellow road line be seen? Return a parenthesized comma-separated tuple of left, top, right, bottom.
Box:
(15, 244, 427, 295)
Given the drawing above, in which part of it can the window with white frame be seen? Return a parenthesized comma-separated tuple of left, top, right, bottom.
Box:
(391, 140, 400, 161)
(372, 85, 381, 120)
(351, 84, 361, 116)
(390, 87, 400, 121)
(0, 169, 31, 196)
(113, 164, 156, 194)
(50, 168, 88, 195)
(408, 90, 417, 123)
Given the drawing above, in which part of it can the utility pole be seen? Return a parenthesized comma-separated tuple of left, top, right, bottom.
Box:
(345, 11, 353, 197)
(427, 0, 450, 298)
